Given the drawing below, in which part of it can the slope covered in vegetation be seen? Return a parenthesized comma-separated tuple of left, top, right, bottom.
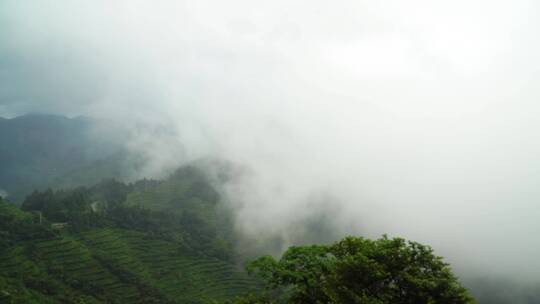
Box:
(0, 167, 259, 303)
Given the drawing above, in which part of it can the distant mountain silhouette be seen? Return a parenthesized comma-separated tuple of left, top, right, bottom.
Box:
(0, 114, 126, 202)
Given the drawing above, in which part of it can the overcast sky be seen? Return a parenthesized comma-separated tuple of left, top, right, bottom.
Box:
(2, 0, 540, 281)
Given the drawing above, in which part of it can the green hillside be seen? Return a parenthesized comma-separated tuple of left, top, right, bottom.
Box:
(0, 227, 258, 303)
(0, 167, 259, 304)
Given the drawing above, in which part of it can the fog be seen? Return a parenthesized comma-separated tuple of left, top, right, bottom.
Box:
(1, 0, 540, 287)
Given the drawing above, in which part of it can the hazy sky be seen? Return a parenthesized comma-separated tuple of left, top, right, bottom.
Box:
(2, 0, 540, 281)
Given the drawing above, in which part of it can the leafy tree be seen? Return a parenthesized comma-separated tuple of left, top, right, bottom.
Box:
(241, 236, 474, 304)
(89, 179, 130, 208)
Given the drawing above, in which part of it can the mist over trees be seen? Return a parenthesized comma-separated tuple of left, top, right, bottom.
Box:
(3, 1, 540, 286)
(2, 0, 540, 303)
(0, 113, 539, 303)
(0, 174, 478, 303)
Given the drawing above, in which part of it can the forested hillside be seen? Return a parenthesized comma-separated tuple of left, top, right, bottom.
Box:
(1, 115, 534, 303)
(0, 167, 259, 303)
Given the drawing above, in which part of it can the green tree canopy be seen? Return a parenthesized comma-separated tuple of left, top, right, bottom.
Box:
(236, 235, 474, 304)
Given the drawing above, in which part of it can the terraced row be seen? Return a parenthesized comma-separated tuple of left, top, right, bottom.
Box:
(0, 246, 37, 275)
(119, 232, 259, 301)
(1, 228, 258, 303)
(33, 235, 140, 301)
(78, 228, 258, 302)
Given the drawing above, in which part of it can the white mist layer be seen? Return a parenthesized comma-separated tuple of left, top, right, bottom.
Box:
(2, 0, 540, 281)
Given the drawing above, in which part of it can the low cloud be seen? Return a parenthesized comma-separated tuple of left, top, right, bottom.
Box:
(0, 189, 8, 199)
(2, 0, 540, 286)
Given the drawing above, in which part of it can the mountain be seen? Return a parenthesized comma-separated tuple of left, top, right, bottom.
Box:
(0, 114, 127, 202)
